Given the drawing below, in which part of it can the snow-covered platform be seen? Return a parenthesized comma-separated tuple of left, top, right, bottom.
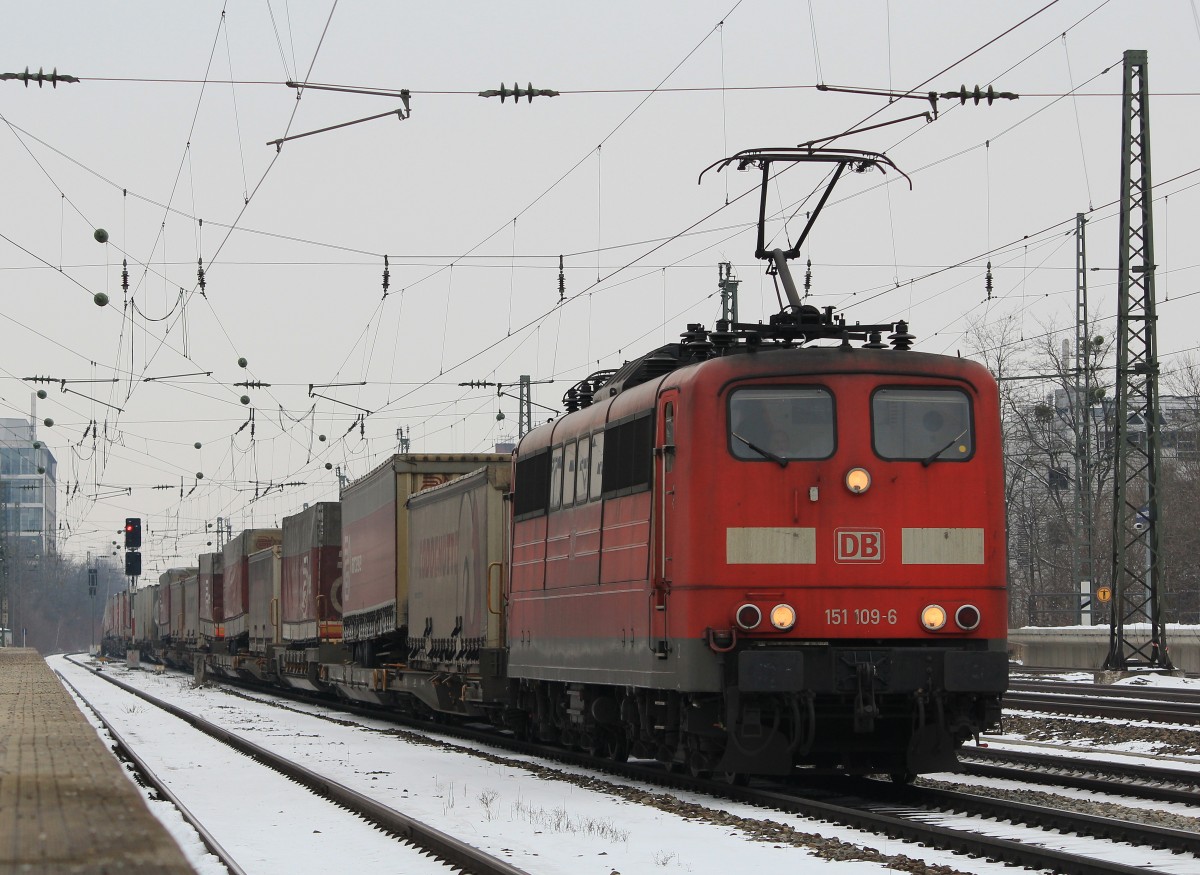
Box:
(0, 648, 195, 874)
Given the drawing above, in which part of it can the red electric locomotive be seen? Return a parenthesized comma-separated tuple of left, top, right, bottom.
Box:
(505, 149, 1006, 779)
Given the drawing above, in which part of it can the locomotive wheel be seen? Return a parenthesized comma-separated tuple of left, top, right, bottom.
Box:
(717, 771, 748, 787)
(889, 770, 916, 785)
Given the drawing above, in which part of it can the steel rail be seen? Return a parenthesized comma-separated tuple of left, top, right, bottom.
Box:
(957, 747, 1200, 806)
(864, 780, 1200, 857)
(190, 670, 1182, 875)
(55, 669, 248, 875)
(1010, 678, 1200, 703)
(83, 657, 1183, 875)
(1004, 690, 1200, 723)
(65, 657, 532, 875)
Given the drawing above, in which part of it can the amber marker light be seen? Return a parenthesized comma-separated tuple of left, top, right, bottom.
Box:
(921, 604, 948, 631)
(769, 604, 796, 631)
(845, 467, 872, 494)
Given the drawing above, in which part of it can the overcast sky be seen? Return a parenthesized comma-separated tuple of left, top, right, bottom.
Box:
(3, 1, 1198, 569)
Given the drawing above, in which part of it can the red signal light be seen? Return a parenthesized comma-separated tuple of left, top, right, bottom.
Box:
(124, 517, 141, 549)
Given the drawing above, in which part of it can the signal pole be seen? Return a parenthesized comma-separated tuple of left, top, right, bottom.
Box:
(87, 552, 97, 652)
(1103, 50, 1173, 673)
(459, 376, 555, 438)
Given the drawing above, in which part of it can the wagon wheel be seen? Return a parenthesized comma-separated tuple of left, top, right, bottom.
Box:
(602, 731, 629, 763)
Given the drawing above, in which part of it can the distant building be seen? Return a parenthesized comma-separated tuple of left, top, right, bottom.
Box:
(0, 417, 57, 559)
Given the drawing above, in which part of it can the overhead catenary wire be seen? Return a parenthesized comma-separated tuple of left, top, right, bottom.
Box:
(11, 2, 1200, 561)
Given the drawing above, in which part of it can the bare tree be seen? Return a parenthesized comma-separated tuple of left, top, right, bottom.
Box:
(1159, 354, 1200, 623)
(965, 316, 1116, 627)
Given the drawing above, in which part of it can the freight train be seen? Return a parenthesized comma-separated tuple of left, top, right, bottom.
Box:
(101, 148, 1007, 781)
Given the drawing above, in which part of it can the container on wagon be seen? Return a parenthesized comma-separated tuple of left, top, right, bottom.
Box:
(281, 502, 342, 644)
(222, 529, 282, 645)
(248, 545, 282, 654)
(405, 463, 511, 700)
(340, 454, 506, 655)
(199, 552, 224, 643)
(131, 584, 156, 647)
(157, 568, 194, 640)
(182, 573, 199, 644)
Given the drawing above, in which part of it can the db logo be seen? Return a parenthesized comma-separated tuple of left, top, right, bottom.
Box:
(836, 528, 885, 563)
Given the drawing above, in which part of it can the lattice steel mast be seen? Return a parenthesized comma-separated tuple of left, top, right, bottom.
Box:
(1104, 50, 1172, 671)
(1073, 213, 1095, 625)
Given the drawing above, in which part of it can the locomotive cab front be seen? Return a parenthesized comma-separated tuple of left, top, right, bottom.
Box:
(663, 347, 1007, 778)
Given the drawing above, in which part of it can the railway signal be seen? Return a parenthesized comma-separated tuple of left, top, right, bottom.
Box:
(124, 551, 141, 578)
(124, 518, 141, 550)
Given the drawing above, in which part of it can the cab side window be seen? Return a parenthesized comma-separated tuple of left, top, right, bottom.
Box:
(549, 445, 564, 509)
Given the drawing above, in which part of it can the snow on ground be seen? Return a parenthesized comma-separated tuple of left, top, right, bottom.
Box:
(1001, 669, 1200, 762)
(55, 655, 459, 875)
(53, 654, 1030, 875)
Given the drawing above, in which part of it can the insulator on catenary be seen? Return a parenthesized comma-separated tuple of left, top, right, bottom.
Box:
(478, 82, 560, 103)
(941, 84, 1018, 106)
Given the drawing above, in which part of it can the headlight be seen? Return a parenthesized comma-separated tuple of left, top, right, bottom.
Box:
(735, 604, 762, 630)
(920, 604, 947, 631)
(955, 604, 981, 631)
(845, 467, 871, 494)
(769, 604, 796, 631)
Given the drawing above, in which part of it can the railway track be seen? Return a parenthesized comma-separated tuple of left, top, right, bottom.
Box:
(58, 656, 530, 875)
(956, 746, 1200, 806)
(56, 670, 249, 875)
(73, 656, 1200, 875)
(1010, 678, 1200, 702)
(1004, 687, 1200, 723)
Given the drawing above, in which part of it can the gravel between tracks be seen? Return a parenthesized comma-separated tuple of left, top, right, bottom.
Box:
(1000, 714, 1200, 758)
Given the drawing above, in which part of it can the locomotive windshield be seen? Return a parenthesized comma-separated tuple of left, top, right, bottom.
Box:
(729, 388, 834, 461)
(872, 388, 973, 462)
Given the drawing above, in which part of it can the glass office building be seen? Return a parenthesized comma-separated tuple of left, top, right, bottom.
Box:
(0, 417, 56, 559)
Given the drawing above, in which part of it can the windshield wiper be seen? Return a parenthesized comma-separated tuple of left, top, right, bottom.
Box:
(922, 428, 969, 467)
(732, 432, 788, 468)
